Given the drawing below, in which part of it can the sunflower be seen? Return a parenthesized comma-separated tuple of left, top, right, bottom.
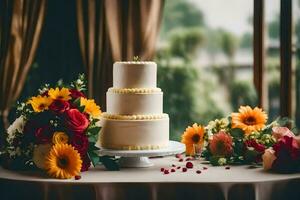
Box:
(48, 87, 71, 101)
(231, 106, 267, 134)
(80, 97, 101, 117)
(28, 95, 53, 112)
(45, 144, 82, 179)
(181, 123, 205, 155)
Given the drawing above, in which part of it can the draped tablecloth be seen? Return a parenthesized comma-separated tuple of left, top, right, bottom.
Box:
(1, 156, 300, 200)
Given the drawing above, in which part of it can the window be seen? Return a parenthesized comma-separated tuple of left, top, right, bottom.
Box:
(157, 0, 298, 140)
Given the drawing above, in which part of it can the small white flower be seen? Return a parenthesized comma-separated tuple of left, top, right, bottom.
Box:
(218, 157, 227, 165)
(76, 79, 83, 85)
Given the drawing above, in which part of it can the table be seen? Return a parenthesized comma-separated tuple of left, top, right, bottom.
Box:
(1, 156, 300, 200)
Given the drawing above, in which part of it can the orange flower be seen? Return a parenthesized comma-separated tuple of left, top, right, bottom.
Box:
(231, 106, 267, 134)
(209, 131, 233, 156)
(45, 144, 82, 179)
(181, 123, 205, 155)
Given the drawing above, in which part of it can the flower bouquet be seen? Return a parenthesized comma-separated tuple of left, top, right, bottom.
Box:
(262, 127, 300, 173)
(0, 75, 117, 179)
(181, 106, 292, 167)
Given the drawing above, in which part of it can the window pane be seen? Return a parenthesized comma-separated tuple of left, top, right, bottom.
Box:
(157, 0, 255, 140)
(265, 0, 280, 121)
(293, 0, 300, 129)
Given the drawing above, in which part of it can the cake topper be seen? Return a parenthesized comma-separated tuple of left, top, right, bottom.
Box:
(133, 56, 140, 62)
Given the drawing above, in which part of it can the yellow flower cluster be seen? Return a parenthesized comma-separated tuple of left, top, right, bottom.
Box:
(27, 87, 71, 112)
(27, 87, 102, 118)
(80, 97, 101, 117)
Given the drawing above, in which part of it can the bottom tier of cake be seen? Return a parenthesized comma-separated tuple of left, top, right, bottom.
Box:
(99, 115, 169, 150)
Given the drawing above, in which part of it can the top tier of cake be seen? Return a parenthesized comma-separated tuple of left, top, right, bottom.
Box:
(113, 61, 157, 88)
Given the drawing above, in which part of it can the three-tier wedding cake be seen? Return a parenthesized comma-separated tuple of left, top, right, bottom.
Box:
(99, 61, 169, 150)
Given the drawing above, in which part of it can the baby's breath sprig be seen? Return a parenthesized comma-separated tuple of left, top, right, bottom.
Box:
(133, 56, 140, 62)
(70, 74, 87, 91)
(38, 83, 50, 95)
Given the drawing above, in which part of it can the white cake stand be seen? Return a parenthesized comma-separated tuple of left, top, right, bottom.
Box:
(99, 141, 185, 168)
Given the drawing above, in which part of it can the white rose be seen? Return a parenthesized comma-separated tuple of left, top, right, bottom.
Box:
(7, 116, 26, 142)
(33, 144, 52, 169)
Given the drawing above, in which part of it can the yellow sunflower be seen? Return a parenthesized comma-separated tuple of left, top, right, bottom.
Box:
(52, 132, 69, 144)
(231, 105, 268, 134)
(45, 144, 82, 179)
(80, 97, 101, 117)
(48, 87, 71, 101)
(181, 123, 205, 155)
(27, 95, 53, 112)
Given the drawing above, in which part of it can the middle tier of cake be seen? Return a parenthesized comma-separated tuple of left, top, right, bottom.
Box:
(106, 87, 163, 115)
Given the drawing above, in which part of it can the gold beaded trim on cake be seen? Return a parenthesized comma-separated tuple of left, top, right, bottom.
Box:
(100, 142, 168, 150)
(108, 87, 161, 94)
(102, 113, 168, 120)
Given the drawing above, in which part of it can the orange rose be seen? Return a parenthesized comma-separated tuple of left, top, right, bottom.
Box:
(262, 148, 277, 170)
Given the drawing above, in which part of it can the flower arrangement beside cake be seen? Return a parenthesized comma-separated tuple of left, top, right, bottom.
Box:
(0, 75, 105, 179)
(181, 105, 300, 173)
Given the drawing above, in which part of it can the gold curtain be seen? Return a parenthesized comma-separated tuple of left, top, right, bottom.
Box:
(76, 0, 164, 108)
(0, 0, 46, 129)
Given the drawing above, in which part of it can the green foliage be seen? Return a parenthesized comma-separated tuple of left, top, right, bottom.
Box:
(240, 32, 252, 49)
(157, 65, 199, 140)
(161, 0, 205, 38)
(157, 63, 223, 140)
(220, 30, 239, 60)
(268, 13, 280, 39)
(169, 28, 205, 61)
(99, 156, 120, 171)
(229, 80, 258, 109)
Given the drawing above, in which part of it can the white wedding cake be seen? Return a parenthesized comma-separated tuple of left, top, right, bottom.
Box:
(99, 61, 169, 150)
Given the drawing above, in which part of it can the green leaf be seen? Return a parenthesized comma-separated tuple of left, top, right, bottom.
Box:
(88, 151, 100, 166)
(78, 105, 85, 113)
(99, 156, 120, 171)
(88, 143, 100, 151)
(88, 135, 97, 143)
(73, 97, 81, 106)
(88, 126, 101, 136)
(244, 149, 260, 163)
(230, 128, 244, 139)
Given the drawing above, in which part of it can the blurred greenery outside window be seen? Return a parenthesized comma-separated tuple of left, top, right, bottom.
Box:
(156, 0, 300, 140)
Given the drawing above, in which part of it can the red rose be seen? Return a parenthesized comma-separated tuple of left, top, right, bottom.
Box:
(49, 100, 70, 113)
(245, 139, 266, 162)
(35, 125, 52, 144)
(245, 139, 266, 153)
(272, 136, 300, 172)
(64, 109, 89, 133)
(70, 133, 89, 155)
(80, 154, 91, 172)
(69, 89, 86, 99)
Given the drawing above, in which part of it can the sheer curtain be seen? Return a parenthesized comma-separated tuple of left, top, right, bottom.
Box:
(76, 0, 164, 108)
(0, 0, 46, 129)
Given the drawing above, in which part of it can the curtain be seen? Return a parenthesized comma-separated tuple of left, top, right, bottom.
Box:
(0, 0, 46, 129)
(76, 0, 164, 108)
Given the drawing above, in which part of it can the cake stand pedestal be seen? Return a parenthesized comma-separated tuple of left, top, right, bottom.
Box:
(99, 141, 185, 168)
